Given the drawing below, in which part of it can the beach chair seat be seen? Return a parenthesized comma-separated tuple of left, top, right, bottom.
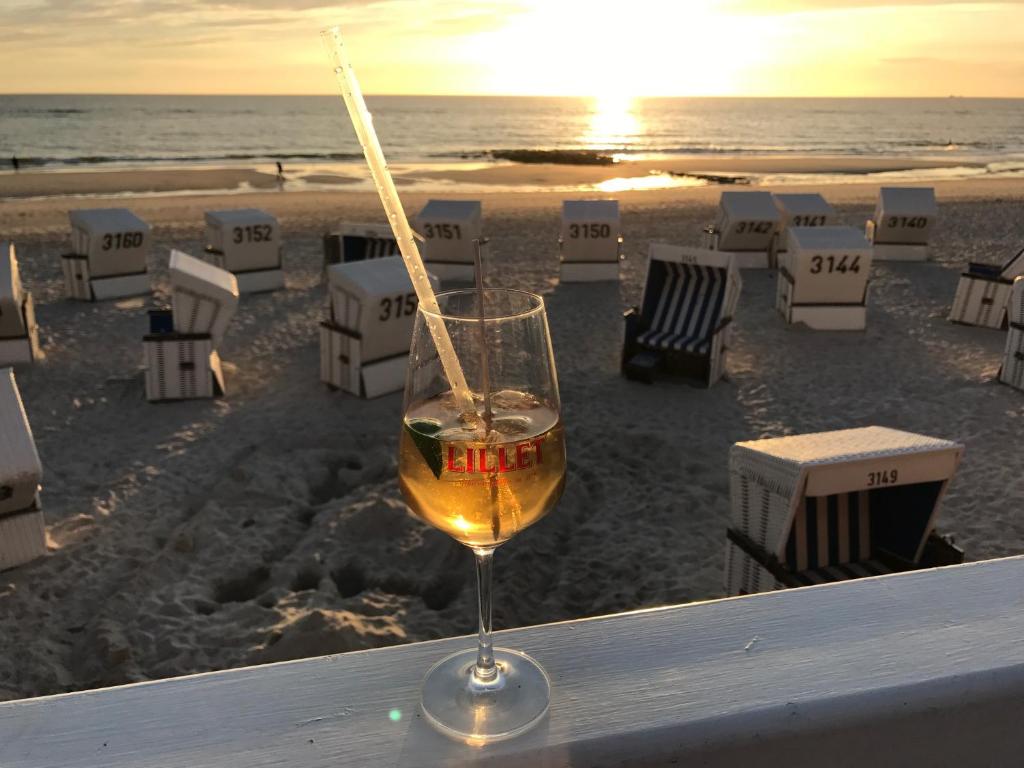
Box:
(0, 243, 41, 366)
(414, 200, 482, 283)
(776, 226, 873, 331)
(865, 187, 937, 262)
(204, 209, 283, 293)
(724, 426, 964, 596)
(702, 191, 780, 269)
(322, 257, 439, 398)
(622, 244, 741, 387)
(999, 277, 1024, 390)
(143, 250, 238, 402)
(0, 368, 46, 570)
(559, 200, 622, 282)
(949, 247, 1024, 329)
(772, 193, 835, 252)
(322, 223, 399, 267)
(63, 208, 151, 301)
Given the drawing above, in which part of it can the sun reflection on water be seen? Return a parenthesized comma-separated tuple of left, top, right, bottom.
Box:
(581, 94, 641, 155)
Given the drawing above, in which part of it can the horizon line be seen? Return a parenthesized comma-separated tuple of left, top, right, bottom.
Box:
(2, 92, 1021, 99)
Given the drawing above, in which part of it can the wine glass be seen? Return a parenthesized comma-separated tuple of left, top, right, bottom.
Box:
(398, 288, 566, 743)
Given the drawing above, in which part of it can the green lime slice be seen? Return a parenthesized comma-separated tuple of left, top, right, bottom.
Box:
(405, 419, 444, 480)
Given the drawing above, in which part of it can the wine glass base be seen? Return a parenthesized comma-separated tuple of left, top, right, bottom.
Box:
(420, 647, 550, 744)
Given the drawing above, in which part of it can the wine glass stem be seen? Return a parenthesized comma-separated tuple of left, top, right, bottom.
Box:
(472, 546, 498, 685)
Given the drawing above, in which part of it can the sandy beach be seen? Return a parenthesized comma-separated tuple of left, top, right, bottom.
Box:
(1, 170, 1023, 702)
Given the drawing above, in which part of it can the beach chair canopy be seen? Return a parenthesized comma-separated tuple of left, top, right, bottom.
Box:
(69, 208, 149, 237)
(772, 193, 834, 227)
(714, 191, 780, 252)
(168, 250, 239, 345)
(0, 243, 24, 336)
(68, 208, 150, 278)
(417, 200, 481, 225)
(636, 244, 736, 354)
(0, 368, 42, 517)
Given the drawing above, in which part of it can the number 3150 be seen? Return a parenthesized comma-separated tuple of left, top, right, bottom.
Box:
(379, 292, 417, 321)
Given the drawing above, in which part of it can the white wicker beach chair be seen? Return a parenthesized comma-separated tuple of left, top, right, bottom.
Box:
(622, 244, 742, 386)
(702, 191, 780, 269)
(948, 246, 1024, 329)
(0, 243, 40, 366)
(321, 256, 440, 398)
(204, 209, 283, 293)
(559, 200, 622, 282)
(724, 426, 964, 596)
(776, 226, 873, 331)
(772, 193, 835, 252)
(866, 187, 937, 262)
(999, 277, 1024, 391)
(0, 367, 45, 570)
(322, 223, 399, 268)
(63, 208, 151, 301)
(143, 250, 239, 402)
(414, 200, 482, 283)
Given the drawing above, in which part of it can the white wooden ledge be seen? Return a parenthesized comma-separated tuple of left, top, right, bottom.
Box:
(3, 557, 1024, 767)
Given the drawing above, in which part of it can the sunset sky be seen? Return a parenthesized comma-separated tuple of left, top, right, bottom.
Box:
(3, 0, 1024, 97)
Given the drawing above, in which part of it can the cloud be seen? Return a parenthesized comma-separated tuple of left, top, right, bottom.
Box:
(727, 0, 1023, 13)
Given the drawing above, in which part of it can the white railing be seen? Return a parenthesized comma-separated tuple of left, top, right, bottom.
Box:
(2, 556, 1024, 767)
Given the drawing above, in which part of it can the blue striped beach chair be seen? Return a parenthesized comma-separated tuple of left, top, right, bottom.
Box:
(999, 277, 1024, 390)
(724, 427, 965, 596)
(623, 244, 741, 386)
(949, 246, 1024, 330)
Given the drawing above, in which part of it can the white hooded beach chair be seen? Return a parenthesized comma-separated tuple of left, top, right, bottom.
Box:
(204, 209, 283, 293)
(63, 208, 151, 301)
(948, 246, 1024, 329)
(866, 187, 937, 262)
(772, 193, 835, 252)
(0, 243, 41, 366)
(622, 244, 742, 386)
(0, 368, 46, 570)
(144, 250, 239, 402)
(999, 277, 1024, 391)
(322, 223, 399, 268)
(776, 226, 873, 331)
(702, 191, 780, 269)
(322, 256, 439, 398)
(414, 200, 482, 283)
(724, 426, 964, 596)
(559, 200, 622, 282)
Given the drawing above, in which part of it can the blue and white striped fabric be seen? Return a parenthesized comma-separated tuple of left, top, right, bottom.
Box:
(784, 491, 871, 571)
(342, 235, 400, 263)
(637, 262, 727, 354)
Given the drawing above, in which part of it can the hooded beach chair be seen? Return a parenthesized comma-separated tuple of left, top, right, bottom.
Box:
(776, 226, 873, 331)
(724, 426, 964, 596)
(0, 243, 41, 366)
(702, 191, 780, 269)
(143, 250, 239, 402)
(559, 200, 622, 282)
(999, 277, 1024, 391)
(772, 193, 835, 252)
(414, 200, 482, 283)
(0, 367, 45, 570)
(866, 187, 937, 262)
(322, 223, 399, 268)
(622, 244, 741, 386)
(321, 256, 439, 398)
(949, 246, 1024, 329)
(204, 208, 283, 293)
(63, 208, 151, 301)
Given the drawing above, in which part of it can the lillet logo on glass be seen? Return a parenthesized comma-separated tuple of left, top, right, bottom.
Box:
(404, 420, 546, 480)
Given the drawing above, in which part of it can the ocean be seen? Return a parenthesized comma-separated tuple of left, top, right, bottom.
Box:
(4, 94, 1024, 171)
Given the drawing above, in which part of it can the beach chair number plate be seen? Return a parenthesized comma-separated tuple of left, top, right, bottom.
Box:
(792, 215, 827, 226)
(568, 223, 612, 239)
(810, 255, 861, 274)
(735, 221, 774, 234)
(101, 232, 145, 250)
(232, 225, 274, 243)
(885, 216, 928, 229)
(424, 223, 462, 240)
(867, 468, 899, 486)
(379, 292, 417, 321)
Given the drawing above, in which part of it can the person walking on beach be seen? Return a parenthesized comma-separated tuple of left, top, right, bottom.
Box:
(275, 161, 284, 180)
(11, 155, 19, 172)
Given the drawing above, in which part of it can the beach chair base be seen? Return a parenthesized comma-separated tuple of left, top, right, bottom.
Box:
(423, 262, 476, 283)
(0, 294, 41, 366)
(143, 334, 224, 402)
(782, 303, 866, 331)
(233, 268, 284, 294)
(560, 261, 620, 283)
(872, 244, 930, 262)
(320, 320, 407, 398)
(999, 325, 1024, 390)
(949, 273, 1012, 329)
(0, 503, 47, 571)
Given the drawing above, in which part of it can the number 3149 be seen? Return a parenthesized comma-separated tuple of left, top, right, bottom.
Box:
(867, 469, 898, 486)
